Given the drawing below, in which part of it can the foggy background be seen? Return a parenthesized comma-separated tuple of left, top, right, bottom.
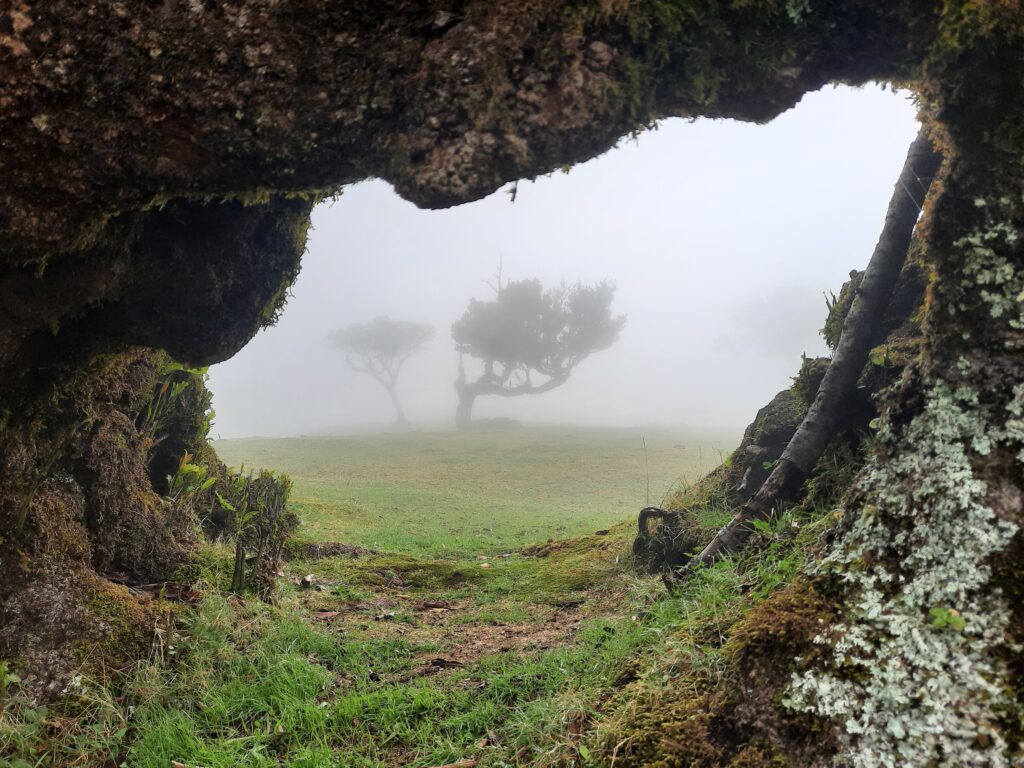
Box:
(208, 85, 919, 438)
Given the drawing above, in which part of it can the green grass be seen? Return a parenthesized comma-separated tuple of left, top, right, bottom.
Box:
(5, 427, 845, 768)
(120, 588, 649, 768)
(215, 428, 734, 557)
(1, 506, 831, 768)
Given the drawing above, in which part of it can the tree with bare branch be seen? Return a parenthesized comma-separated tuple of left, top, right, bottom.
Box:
(328, 317, 434, 427)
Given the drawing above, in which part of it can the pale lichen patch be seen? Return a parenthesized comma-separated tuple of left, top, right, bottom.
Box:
(786, 382, 1018, 767)
(785, 197, 1024, 767)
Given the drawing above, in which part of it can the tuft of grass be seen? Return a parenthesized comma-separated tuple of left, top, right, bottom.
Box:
(124, 595, 423, 768)
(587, 504, 839, 763)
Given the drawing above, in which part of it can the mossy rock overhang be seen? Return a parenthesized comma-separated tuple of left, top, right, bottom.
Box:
(2, 2, 936, 259)
(0, 1, 955, 390)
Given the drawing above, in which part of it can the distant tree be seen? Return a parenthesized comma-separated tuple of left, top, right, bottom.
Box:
(451, 276, 625, 429)
(328, 316, 434, 426)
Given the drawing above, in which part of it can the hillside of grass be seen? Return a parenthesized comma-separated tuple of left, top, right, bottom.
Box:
(214, 428, 735, 556)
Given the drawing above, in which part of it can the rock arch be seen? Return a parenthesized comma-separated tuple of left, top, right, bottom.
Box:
(1, 2, 1022, 763)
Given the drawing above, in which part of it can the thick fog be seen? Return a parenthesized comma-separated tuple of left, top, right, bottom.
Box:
(208, 85, 919, 438)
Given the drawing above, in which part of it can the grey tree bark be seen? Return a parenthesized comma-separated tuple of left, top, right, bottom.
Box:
(680, 127, 943, 576)
(455, 389, 476, 430)
(386, 385, 408, 427)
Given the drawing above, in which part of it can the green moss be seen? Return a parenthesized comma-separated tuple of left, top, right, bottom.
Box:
(820, 272, 862, 351)
(662, 467, 731, 512)
(81, 582, 156, 664)
(256, 203, 313, 330)
(606, 508, 837, 767)
(334, 554, 489, 592)
(790, 356, 829, 407)
(802, 442, 863, 509)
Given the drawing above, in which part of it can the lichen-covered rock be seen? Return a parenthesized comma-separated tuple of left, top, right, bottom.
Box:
(0, 569, 156, 703)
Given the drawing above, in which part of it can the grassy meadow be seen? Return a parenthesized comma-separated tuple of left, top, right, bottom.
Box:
(215, 428, 735, 557)
(5, 426, 847, 768)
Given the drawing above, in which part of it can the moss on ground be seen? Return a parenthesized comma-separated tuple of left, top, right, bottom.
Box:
(605, 508, 839, 768)
(1, 498, 832, 767)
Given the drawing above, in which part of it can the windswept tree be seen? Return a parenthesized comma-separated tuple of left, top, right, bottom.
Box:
(451, 278, 625, 429)
(328, 316, 434, 426)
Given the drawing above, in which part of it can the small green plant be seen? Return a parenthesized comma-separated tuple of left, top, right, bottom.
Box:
(210, 467, 297, 595)
(167, 452, 217, 499)
(138, 362, 208, 446)
(929, 606, 967, 632)
(0, 660, 20, 716)
(1, 663, 53, 766)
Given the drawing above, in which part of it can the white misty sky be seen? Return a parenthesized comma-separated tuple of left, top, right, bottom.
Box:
(208, 84, 919, 438)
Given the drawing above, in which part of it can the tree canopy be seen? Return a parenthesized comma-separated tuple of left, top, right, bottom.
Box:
(451, 279, 625, 426)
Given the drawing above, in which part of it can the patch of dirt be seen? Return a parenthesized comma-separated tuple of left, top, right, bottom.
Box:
(414, 599, 466, 623)
(291, 542, 640, 695)
(438, 617, 579, 662)
(285, 541, 375, 560)
(387, 615, 583, 684)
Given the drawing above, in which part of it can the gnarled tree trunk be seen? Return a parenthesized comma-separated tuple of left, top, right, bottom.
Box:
(386, 384, 409, 427)
(685, 127, 943, 572)
(455, 381, 477, 430)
